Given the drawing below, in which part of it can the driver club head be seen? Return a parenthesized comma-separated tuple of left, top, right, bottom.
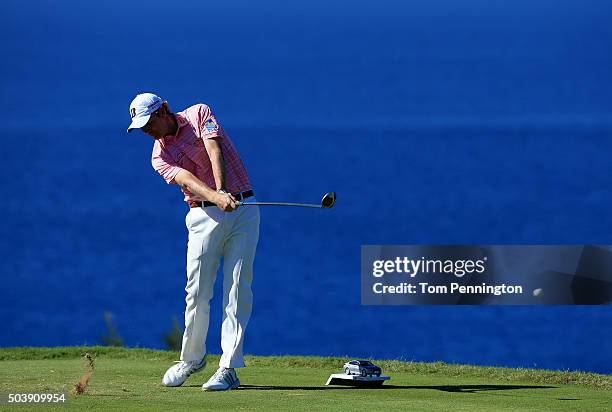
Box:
(321, 192, 336, 208)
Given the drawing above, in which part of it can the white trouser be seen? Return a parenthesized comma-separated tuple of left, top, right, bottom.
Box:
(180, 200, 260, 368)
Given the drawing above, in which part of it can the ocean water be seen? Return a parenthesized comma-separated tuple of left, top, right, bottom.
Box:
(1, 1, 611, 373)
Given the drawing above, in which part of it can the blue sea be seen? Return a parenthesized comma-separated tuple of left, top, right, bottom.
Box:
(1, 1, 611, 374)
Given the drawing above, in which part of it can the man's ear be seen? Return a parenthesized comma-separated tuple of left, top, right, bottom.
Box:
(161, 101, 171, 117)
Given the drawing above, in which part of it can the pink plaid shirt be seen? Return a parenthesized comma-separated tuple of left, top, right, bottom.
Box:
(151, 104, 252, 203)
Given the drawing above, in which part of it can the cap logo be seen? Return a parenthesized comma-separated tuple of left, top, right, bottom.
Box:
(130, 108, 136, 118)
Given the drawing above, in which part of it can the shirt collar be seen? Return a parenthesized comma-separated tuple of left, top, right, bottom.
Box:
(175, 113, 188, 130)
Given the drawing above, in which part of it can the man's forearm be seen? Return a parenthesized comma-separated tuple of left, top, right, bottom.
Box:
(174, 169, 236, 212)
(206, 139, 226, 191)
(174, 170, 218, 202)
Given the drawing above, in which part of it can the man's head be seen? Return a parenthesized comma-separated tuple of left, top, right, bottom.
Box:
(127, 93, 176, 139)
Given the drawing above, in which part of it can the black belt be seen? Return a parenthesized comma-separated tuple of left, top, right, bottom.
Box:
(188, 190, 254, 208)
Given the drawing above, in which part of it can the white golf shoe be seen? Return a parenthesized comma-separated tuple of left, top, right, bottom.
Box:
(162, 357, 206, 387)
(202, 367, 240, 391)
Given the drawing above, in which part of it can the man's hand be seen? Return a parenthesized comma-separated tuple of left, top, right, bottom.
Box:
(214, 191, 238, 212)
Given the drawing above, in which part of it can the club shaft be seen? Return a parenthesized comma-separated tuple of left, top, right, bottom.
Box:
(238, 201, 322, 208)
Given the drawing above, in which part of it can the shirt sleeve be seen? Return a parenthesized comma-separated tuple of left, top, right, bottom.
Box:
(197, 104, 223, 140)
(151, 144, 182, 184)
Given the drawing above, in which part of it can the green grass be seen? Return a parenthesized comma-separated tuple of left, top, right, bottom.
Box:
(0, 347, 610, 411)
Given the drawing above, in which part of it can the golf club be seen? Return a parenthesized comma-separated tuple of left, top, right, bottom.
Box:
(238, 192, 336, 209)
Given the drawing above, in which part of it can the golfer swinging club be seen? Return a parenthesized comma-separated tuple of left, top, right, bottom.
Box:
(127, 93, 259, 391)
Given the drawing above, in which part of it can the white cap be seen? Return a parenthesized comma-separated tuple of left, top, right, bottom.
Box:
(127, 93, 163, 132)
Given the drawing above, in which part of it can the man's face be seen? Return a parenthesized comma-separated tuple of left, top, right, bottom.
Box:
(141, 109, 170, 139)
